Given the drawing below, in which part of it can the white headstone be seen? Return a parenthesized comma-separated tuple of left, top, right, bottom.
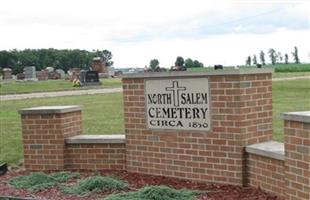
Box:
(24, 66, 37, 81)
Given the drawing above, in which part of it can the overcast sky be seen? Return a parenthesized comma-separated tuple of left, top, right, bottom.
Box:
(0, 0, 309, 68)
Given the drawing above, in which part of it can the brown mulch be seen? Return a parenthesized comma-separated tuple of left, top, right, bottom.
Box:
(0, 170, 283, 200)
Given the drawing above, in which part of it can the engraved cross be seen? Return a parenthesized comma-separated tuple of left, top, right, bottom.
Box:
(165, 81, 186, 107)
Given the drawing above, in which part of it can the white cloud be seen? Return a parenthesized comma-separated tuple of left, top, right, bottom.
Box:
(0, 0, 309, 67)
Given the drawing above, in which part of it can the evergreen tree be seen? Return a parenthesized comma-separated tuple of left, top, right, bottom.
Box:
(253, 55, 257, 65)
(268, 48, 277, 65)
(259, 51, 266, 65)
(292, 46, 300, 64)
(246, 56, 251, 66)
(284, 53, 289, 64)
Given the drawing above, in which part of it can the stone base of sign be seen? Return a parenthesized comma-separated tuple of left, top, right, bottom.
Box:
(18, 70, 310, 200)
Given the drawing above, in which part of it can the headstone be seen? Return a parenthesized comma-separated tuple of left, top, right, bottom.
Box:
(56, 69, 65, 78)
(48, 71, 61, 80)
(2, 68, 12, 80)
(36, 70, 49, 81)
(214, 65, 223, 70)
(91, 57, 107, 73)
(16, 73, 25, 80)
(79, 70, 101, 86)
(256, 64, 262, 68)
(24, 66, 37, 81)
(67, 68, 81, 81)
(45, 67, 54, 73)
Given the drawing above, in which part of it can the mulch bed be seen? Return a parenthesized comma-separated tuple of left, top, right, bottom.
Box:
(0, 170, 283, 200)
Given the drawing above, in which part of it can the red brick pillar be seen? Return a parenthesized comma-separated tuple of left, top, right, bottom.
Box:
(282, 112, 310, 200)
(19, 106, 82, 171)
(123, 70, 273, 185)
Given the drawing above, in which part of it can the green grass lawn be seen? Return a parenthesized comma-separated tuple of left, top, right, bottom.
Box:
(188, 64, 310, 78)
(272, 79, 310, 141)
(272, 71, 310, 78)
(0, 93, 124, 164)
(0, 79, 309, 164)
(0, 78, 122, 95)
(1, 69, 310, 95)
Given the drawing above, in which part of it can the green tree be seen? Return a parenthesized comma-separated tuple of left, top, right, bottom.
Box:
(246, 56, 251, 66)
(259, 51, 266, 65)
(102, 50, 114, 66)
(253, 55, 257, 65)
(284, 53, 289, 64)
(175, 56, 184, 67)
(149, 59, 159, 70)
(268, 48, 276, 65)
(292, 46, 300, 64)
(185, 58, 194, 68)
(193, 60, 204, 68)
(0, 49, 113, 74)
(185, 58, 204, 68)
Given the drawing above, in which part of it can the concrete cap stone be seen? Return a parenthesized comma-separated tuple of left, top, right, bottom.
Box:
(280, 111, 310, 123)
(122, 69, 273, 79)
(246, 141, 284, 161)
(66, 134, 125, 144)
(18, 105, 82, 114)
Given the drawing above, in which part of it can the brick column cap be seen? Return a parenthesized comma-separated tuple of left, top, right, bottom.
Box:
(66, 134, 125, 144)
(280, 111, 310, 123)
(122, 69, 273, 79)
(18, 105, 82, 115)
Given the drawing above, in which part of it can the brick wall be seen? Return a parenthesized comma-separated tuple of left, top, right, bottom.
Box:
(123, 71, 273, 185)
(19, 106, 82, 171)
(283, 115, 310, 200)
(247, 153, 285, 198)
(65, 143, 126, 170)
(18, 78, 310, 200)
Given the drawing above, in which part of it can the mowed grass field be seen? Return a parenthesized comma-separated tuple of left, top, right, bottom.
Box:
(1, 70, 310, 95)
(0, 79, 309, 164)
(0, 78, 122, 95)
(188, 63, 310, 75)
(0, 93, 124, 164)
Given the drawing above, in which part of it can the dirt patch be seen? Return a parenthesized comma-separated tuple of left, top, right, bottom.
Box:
(0, 170, 283, 200)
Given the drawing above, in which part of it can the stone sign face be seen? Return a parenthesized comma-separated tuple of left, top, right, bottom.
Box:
(145, 78, 211, 131)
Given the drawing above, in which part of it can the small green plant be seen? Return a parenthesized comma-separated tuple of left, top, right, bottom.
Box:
(104, 185, 198, 200)
(62, 176, 128, 196)
(9, 171, 80, 191)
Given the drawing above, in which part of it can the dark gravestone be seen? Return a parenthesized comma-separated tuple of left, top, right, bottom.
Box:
(214, 65, 223, 70)
(79, 70, 101, 86)
(0, 162, 7, 175)
(256, 64, 262, 68)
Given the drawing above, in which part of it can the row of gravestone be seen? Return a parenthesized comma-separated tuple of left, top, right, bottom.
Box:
(1, 67, 100, 87)
(1, 67, 66, 81)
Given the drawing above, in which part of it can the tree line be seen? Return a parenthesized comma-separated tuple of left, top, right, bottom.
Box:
(149, 56, 204, 71)
(0, 49, 113, 74)
(246, 46, 300, 66)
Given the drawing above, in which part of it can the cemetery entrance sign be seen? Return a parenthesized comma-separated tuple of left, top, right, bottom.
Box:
(145, 78, 210, 131)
